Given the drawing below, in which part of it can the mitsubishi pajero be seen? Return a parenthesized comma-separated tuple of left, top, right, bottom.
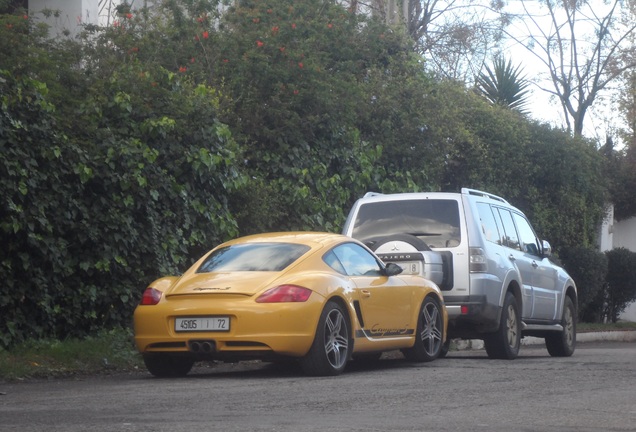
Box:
(342, 188, 577, 359)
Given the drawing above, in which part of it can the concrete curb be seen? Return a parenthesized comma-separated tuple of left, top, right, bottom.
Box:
(454, 330, 636, 351)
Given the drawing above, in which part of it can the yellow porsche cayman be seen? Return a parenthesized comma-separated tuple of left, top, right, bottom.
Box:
(133, 232, 447, 377)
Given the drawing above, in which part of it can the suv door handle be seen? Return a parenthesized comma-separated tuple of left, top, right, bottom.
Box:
(532, 261, 538, 268)
(361, 290, 371, 298)
(508, 254, 516, 261)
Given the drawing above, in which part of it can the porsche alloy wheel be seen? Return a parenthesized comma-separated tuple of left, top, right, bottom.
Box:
(403, 296, 444, 362)
(301, 301, 350, 376)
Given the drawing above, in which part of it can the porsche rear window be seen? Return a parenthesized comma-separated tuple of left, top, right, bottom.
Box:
(196, 243, 311, 272)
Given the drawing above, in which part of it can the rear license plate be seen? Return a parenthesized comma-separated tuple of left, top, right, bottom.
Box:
(397, 261, 421, 275)
(175, 317, 230, 332)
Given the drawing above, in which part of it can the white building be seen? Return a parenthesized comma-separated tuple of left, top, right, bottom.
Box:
(598, 205, 636, 322)
(25, 0, 101, 37)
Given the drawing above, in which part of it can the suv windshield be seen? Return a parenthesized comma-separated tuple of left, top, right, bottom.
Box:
(351, 199, 461, 249)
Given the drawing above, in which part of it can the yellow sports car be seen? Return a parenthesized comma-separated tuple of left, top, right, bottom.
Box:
(134, 232, 447, 377)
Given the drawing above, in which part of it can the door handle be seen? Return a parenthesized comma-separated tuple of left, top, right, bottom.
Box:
(532, 261, 538, 268)
(508, 254, 516, 261)
(361, 290, 371, 298)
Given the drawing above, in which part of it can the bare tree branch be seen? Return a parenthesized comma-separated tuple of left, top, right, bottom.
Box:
(503, 0, 636, 136)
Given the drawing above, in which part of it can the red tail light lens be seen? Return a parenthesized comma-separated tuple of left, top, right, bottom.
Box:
(140, 287, 163, 305)
(256, 285, 312, 303)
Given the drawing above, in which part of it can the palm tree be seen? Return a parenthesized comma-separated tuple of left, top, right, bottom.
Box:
(476, 56, 531, 114)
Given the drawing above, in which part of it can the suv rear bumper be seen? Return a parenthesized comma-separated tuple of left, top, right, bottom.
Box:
(444, 295, 501, 338)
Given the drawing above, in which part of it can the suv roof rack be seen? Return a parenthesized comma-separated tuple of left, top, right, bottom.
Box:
(461, 188, 509, 204)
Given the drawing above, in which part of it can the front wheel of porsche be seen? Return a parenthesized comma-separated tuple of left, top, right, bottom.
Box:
(300, 301, 350, 376)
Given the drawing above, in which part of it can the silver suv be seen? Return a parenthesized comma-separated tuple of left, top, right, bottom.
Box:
(342, 188, 577, 359)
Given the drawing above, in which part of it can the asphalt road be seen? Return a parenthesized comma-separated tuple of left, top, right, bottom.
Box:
(1, 341, 635, 432)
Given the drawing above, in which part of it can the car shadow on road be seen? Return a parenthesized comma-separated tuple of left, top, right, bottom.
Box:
(133, 347, 555, 380)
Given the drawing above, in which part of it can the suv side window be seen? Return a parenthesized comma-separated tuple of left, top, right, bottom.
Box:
(495, 208, 521, 251)
(512, 212, 542, 256)
(476, 202, 502, 245)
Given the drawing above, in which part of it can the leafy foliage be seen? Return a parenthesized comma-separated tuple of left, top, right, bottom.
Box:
(560, 247, 608, 322)
(1, 5, 245, 347)
(476, 57, 531, 114)
(603, 248, 636, 323)
(0, 0, 621, 347)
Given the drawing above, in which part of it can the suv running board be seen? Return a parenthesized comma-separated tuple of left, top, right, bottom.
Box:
(522, 322, 564, 332)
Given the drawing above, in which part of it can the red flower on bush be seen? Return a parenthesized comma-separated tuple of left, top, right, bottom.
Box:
(291, 23, 296, 29)
(126, 13, 133, 19)
(256, 40, 264, 47)
(253, 18, 260, 23)
(190, 57, 196, 63)
(327, 23, 333, 29)
(271, 26, 279, 34)
(298, 62, 304, 69)
(179, 66, 187, 73)
(279, 46, 286, 52)
(203, 31, 209, 39)
(293, 89, 299, 95)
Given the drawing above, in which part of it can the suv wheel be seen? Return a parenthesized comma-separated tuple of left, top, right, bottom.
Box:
(484, 292, 520, 360)
(545, 296, 576, 357)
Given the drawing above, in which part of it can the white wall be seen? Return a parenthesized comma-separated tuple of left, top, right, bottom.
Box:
(612, 216, 636, 251)
(599, 205, 636, 322)
(29, 0, 99, 37)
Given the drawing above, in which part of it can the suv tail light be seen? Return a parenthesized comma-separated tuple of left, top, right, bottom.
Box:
(469, 247, 487, 272)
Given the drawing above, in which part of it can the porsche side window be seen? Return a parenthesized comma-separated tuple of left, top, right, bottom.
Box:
(197, 243, 311, 272)
(331, 243, 382, 277)
(323, 250, 347, 275)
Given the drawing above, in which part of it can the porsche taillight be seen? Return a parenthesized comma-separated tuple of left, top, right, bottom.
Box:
(255, 285, 312, 303)
(140, 287, 163, 305)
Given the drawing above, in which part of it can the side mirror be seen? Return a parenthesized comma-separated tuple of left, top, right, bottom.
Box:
(384, 262, 404, 276)
(542, 240, 552, 257)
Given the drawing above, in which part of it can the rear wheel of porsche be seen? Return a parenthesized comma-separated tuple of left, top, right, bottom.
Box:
(300, 301, 350, 376)
(142, 354, 194, 378)
(402, 296, 444, 362)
